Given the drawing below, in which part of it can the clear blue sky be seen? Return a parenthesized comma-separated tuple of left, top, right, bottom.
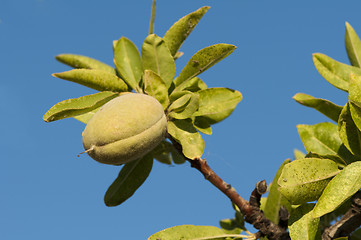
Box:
(1, 0, 360, 239)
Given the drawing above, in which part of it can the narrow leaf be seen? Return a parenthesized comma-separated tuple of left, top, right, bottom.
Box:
(288, 204, 320, 240)
(43, 91, 118, 122)
(313, 53, 361, 92)
(73, 107, 99, 124)
(294, 149, 306, 160)
(148, 0, 156, 35)
(143, 70, 169, 110)
(293, 93, 343, 122)
(168, 93, 199, 120)
(55, 54, 116, 75)
(148, 225, 227, 240)
(278, 158, 340, 204)
(349, 74, 361, 131)
(345, 22, 361, 67)
(263, 159, 291, 224)
(168, 93, 192, 112)
(52, 69, 128, 92)
(175, 77, 207, 93)
(142, 34, 176, 88)
(163, 6, 210, 56)
(193, 116, 212, 135)
(104, 155, 153, 207)
(313, 161, 361, 218)
(114, 37, 143, 92)
(193, 88, 242, 124)
(167, 119, 204, 159)
(174, 44, 236, 88)
(297, 122, 356, 164)
(338, 103, 361, 156)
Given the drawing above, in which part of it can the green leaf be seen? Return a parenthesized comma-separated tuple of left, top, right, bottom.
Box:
(152, 141, 172, 165)
(345, 22, 361, 67)
(294, 149, 306, 160)
(351, 228, 361, 240)
(335, 238, 349, 240)
(52, 69, 128, 92)
(219, 218, 242, 234)
(148, 225, 232, 240)
(174, 44, 236, 88)
(293, 93, 343, 122)
(163, 6, 210, 56)
(288, 203, 320, 240)
(148, 0, 156, 35)
(297, 122, 356, 164)
(104, 154, 153, 207)
(142, 34, 176, 88)
(55, 54, 116, 75)
(174, 77, 207, 93)
(313, 161, 361, 218)
(113, 37, 143, 92)
(338, 103, 361, 156)
(193, 116, 212, 135)
(73, 107, 99, 124)
(349, 74, 361, 131)
(278, 158, 340, 204)
(167, 119, 204, 159)
(193, 88, 242, 124)
(43, 91, 119, 122)
(312, 53, 361, 92)
(143, 70, 169, 110)
(305, 152, 346, 168)
(263, 159, 291, 224)
(168, 92, 192, 112)
(168, 93, 199, 120)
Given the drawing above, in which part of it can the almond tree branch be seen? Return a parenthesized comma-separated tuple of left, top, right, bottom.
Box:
(167, 135, 290, 240)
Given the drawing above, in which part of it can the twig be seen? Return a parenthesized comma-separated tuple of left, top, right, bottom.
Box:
(322, 191, 361, 240)
(167, 135, 290, 240)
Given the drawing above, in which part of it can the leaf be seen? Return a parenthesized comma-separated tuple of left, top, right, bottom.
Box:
(278, 158, 340, 204)
(338, 103, 361, 156)
(168, 93, 199, 120)
(55, 54, 116, 75)
(312, 53, 361, 92)
(148, 225, 230, 240)
(193, 116, 212, 135)
(73, 107, 99, 124)
(219, 218, 242, 234)
(148, 0, 156, 35)
(52, 69, 128, 92)
(176, 77, 208, 93)
(313, 161, 361, 218)
(288, 203, 320, 240)
(163, 6, 210, 56)
(293, 93, 343, 122)
(113, 37, 143, 92)
(294, 149, 306, 160)
(168, 93, 192, 112)
(142, 34, 176, 88)
(167, 119, 205, 159)
(193, 88, 242, 124)
(104, 154, 153, 207)
(297, 122, 356, 164)
(305, 152, 346, 168)
(351, 228, 361, 240)
(152, 141, 172, 165)
(345, 22, 361, 67)
(174, 44, 236, 88)
(43, 91, 119, 122)
(263, 159, 291, 224)
(143, 70, 169, 110)
(349, 74, 361, 131)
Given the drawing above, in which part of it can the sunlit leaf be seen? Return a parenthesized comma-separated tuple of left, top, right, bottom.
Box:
(142, 34, 176, 88)
(113, 37, 143, 92)
(43, 91, 119, 122)
(174, 44, 236, 88)
(148, 0, 156, 35)
(313, 161, 361, 218)
(263, 159, 291, 224)
(338, 103, 361, 156)
(293, 93, 342, 122)
(278, 158, 340, 204)
(163, 6, 210, 56)
(219, 218, 242, 234)
(349, 74, 361, 131)
(167, 119, 204, 159)
(288, 203, 320, 240)
(312, 53, 361, 92)
(104, 154, 153, 207)
(294, 149, 306, 160)
(148, 225, 231, 240)
(305, 152, 346, 168)
(143, 70, 169, 110)
(193, 116, 212, 135)
(73, 107, 99, 124)
(193, 88, 242, 124)
(168, 93, 199, 120)
(297, 122, 356, 164)
(168, 93, 192, 112)
(55, 54, 116, 74)
(52, 69, 128, 92)
(345, 22, 361, 67)
(175, 77, 207, 93)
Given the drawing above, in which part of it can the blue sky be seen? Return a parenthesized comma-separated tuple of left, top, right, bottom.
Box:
(1, 0, 361, 239)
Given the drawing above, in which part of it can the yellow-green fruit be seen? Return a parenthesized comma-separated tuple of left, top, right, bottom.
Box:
(82, 93, 167, 165)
